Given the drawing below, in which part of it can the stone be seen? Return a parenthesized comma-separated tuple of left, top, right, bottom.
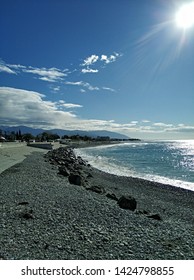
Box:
(68, 173, 83, 186)
(118, 195, 137, 211)
(147, 213, 162, 221)
(58, 166, 70, 176)
(18, 201, 29, 206)
(87, 185, 105, 194)
(106, 192, 118, 201)
(22, 211, 34, 219)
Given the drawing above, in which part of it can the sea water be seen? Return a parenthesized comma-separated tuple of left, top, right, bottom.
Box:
(75, 140, 194, 192)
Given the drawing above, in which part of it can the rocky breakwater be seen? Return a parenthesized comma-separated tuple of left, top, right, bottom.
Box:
(44, 147, 162, 220)
(45, 147, 91, 187)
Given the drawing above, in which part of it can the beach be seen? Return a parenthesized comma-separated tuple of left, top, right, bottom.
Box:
(0, 142, 49, 174)
(0, 145, 194, 260)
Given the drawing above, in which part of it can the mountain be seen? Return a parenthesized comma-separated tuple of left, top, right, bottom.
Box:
(0, 126, 130, 139)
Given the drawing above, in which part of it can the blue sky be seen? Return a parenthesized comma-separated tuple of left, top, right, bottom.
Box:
(0, 0, 194, 139)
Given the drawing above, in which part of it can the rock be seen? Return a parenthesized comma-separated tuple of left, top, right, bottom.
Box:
(87, 185, 105, 194)
(118, 195, 137, 211)
(21, 211, 34, 219)
(58, 166, 70, 176)
(18, 201, 29, 206)
(106, 192, 118, 201)
(68, 173, 83, 186)
(135, 209, 149, 215)
(147, 213, 162, 221)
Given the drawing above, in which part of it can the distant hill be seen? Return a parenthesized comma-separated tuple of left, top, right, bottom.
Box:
(0, 125, 130, 140)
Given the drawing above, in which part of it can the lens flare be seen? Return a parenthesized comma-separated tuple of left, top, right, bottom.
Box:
(175, 2, 194, 29)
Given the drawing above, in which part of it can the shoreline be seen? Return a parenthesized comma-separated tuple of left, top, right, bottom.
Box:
(0, 147, 194, 259)
(74, 143, 194, 193)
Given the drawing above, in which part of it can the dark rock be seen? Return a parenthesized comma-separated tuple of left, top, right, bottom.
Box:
(58, 166, 70, 177)
(44, 243, 49, 250)
(22, 211, 34, 219)
(87, 185, 105, 194)
(68, 173, 83, 186)
(18, 201, 29, 206)
(147, 213, 162, 221)
(106, 192, 118, 201)
(118, 195, 137, 211)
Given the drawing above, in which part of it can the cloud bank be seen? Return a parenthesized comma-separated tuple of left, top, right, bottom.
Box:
(1, 87, 193, 139)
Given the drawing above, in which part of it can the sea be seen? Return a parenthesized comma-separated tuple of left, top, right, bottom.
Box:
(75, 140, 194, 192)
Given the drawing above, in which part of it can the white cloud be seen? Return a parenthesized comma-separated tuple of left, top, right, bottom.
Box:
(80, 52, 121, 74)
(53, 86, 60, 92)
(61, 103, 83, 109)
(81, 68, 99, 74)
(0, 87, 76, 128)
(7, 64, 26, 70)
(153, 122, 173, 127)
(101, 53, 120, 64)
(65, 81, 99, 91)
(0, 87, 123, 131)
(0, 64, 16, 74)
(65, 81, 83, 86)
(131, 121, 138, 125)
(57, 100, 83, 109)
(102, 87, 116, 92)
(23, 67, 68, 82)
(0, 60, 69, 82)
(81, 55, 99, 66)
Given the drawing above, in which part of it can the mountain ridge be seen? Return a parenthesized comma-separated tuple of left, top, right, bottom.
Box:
(0, 125, 130, 139)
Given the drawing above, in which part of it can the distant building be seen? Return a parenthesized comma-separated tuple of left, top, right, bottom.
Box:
(0, 136, 6, 142)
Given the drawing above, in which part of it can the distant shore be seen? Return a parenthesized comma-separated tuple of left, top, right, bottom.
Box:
(0, 146, 194, 259)
(0, 142, 48, 174)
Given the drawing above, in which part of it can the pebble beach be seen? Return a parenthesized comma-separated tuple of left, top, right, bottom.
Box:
(0, 144, 194, 260)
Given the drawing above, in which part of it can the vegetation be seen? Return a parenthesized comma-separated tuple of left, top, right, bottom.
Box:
(0, 129, 140, 143)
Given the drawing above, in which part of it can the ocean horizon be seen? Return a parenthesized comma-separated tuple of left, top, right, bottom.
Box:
(75, 139, 194, 192)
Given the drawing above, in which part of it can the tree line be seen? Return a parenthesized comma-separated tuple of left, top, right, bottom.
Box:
(0, 130, 110, 142)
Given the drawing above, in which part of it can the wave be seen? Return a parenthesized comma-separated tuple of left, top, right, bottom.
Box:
(75, 146, 194, 192)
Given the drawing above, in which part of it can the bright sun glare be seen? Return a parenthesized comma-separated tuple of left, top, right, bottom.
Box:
(175, 2, 194, 29)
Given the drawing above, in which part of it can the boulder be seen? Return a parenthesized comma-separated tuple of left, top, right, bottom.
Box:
(68, 173, 83, 186)
(118, 195, 137, 211)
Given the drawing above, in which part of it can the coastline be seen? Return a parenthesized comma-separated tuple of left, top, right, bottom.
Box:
(0, 146, 194, 260)
(74, 141, 194, 192)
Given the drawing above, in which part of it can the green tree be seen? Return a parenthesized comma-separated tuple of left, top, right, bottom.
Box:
(22, 133, 34, 142)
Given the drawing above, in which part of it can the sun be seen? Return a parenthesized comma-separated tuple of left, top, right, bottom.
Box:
(175, 2, 194, 29)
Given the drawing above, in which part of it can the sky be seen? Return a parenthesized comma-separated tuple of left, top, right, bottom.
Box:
(0, 0, 194, 140)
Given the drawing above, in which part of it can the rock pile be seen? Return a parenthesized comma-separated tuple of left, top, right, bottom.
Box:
(45, 147, 162, 220)
(45, 147, 89, 187)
